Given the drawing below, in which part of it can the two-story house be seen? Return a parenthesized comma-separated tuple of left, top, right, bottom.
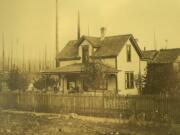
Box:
(44, 28, 144, 95)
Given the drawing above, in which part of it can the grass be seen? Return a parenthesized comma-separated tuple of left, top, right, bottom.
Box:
(0, 110, 179, 135)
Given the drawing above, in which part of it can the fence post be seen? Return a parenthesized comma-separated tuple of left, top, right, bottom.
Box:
(73, 96, 75, 113)
(33, 93, 35, 112)
(17, 92, 20, 109)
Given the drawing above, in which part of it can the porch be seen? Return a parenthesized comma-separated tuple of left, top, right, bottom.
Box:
(41, 63, 119, 94)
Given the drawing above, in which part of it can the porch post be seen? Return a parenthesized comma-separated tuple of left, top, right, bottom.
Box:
(62, 75, 68, 95)
(115, 74, 118, 94)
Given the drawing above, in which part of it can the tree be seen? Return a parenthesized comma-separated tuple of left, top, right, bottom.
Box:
(33, 75, 57, 90)
(7, 68, 29, 91)
(142, 63, 180, 95)
(82, 58, 106, 90)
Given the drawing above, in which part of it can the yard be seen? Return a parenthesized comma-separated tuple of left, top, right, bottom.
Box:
(0, 110, 179, 135)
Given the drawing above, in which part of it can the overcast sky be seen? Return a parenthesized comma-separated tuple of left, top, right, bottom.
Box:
(0, 0, 180, 62)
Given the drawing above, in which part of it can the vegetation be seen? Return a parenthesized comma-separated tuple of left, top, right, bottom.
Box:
(83, 58, 106, 90)
(142, 63, 180, 95)
(7, 68, 29, 91)
(33, 75, 57, 90)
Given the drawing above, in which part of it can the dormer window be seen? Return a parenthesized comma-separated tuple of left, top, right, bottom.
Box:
(127, 45, 131, 62)
(82, 45, 89, 63)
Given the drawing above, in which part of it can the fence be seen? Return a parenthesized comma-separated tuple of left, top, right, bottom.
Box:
(0, 92, 180, 122)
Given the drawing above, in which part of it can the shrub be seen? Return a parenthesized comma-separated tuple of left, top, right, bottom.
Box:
(7, 69, 29, 91)
(142, 63, 180, 95)
(33, 75, 56, 90)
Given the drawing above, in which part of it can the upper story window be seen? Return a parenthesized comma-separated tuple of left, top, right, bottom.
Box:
(125, 72, 134, 89)
(82, 45, 89, 64)
(127, 45, 131, 62)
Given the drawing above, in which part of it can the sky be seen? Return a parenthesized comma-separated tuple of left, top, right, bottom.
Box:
(0, 0, 180, 63)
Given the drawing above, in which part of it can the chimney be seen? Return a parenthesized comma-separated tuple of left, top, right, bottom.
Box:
(100, 27, 106, 40)
(135, 38, 139, 43)
(144, 47, 146, 51)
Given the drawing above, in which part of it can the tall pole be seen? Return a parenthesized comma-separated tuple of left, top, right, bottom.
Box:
(15, 38, 19, 68)
(153, 32, 157, 50)
(165, 39, 168, 49)
(45, 44, 47, 70)
(22, 44, 25, 71)
(10, 40, 13, 70)
(77, 10, 80, 40)
(2, 34, 5, 73)
(88, 24, 90, 36)
(38, 48, 41, 71)
(55, 0, 59, 67)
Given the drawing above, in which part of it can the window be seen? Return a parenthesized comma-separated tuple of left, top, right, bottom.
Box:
(125, 72, 134, 89)
(127, 45, 131, 62)
(82, 45, 89, 63)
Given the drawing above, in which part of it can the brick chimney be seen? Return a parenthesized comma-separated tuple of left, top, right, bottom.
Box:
(100, 27, 106, 40)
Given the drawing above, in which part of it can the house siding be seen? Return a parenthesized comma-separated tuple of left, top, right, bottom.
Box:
(60, 60, 81, 67)
(107, 75, 116, 91)
(79, 40, 93, 58)
(101, 58, 116, 68)
(140, 60, 147, 75)
(117, 40, 140, 95)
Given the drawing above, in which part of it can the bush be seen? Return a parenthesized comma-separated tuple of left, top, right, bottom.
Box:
(83, 59, 106, 90)
(142, 63, 180, 95)
(7, 69, 29, 91)
(33, 75, 56, 90)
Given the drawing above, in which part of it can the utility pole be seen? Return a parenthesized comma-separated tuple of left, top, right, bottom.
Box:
(165, 39, 168, 49)
(2, 34, 5, 73)
(28, 60, 31, 73)
(10, 40, 13, 70)
(77, 10, 80, 40)
(88, 24, 90, 36)
(22, 44, 25, 71)
(15, 38, 19, 68)
(45, 44, 47, 70)
(55, 0, 59, 68)
(38, 48, 41, 71)
(153, 32, 157, 50)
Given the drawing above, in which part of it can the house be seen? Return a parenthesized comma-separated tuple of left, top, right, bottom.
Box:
(43, 28, 145, 95)
(141, 48, 180, 95)
(142, 48, 180, 71)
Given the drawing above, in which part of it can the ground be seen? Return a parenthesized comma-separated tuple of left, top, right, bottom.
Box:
(0, 110, 179, 135)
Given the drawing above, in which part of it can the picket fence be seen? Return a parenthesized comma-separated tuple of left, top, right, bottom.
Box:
(0, 92, 180, 122)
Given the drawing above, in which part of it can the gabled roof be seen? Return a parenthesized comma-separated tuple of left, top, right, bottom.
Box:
(152, 48, 180, 63)
(142, 50, 158, 60)
(57, 34, 143, 60)
(56, 40, 79, 60)
(93, 35, 131, 57)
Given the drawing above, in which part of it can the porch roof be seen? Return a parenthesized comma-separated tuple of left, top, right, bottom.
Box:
(41, 63, 118, 74)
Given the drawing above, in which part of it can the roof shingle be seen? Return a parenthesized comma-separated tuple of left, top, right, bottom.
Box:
(152, 48, 180, 63)
(57, 34, 142, 60)
(56, 40, 79, 60)
(142, 50, 158, 60)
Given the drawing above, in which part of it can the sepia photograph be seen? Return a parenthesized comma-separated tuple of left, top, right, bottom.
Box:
(0, 0, 180, 134)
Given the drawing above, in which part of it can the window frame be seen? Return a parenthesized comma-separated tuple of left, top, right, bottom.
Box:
(125, 71, 134, 89)
(126, 44, 131, 62)
(82, 45, 89, 64)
